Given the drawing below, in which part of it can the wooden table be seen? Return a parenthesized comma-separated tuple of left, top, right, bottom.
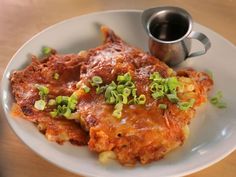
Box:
(0, 0, 235, 177)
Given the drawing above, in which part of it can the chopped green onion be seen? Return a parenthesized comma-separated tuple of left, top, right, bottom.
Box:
(105, 84, 117, 103)
(92, 76, 103, 85)
(150, 72, 161, 81)
(210, 91, 227, 108)
(90, 73, 148, 119)
(50, 92, 78, 119)
(131, 88, 137, 97)
(109, 81, 117, 89)
(96, 86, 106, 94)
(122, 95, 128, 104)
(112, 110, 122, 119)
(137, 94, 146, 104)
(70, 92, 78, 99)
(149, 72, 180, 103)
(117, 73, 131, 84)
(42, 46, 52, 55)
(159, 104, 167, 109)
(35, 84, 49, 96)
(53, 73, 59, 80)
(123, 88, 131, 96)
(68, 94, 78, 110)
(166, 94, 179, 103)
(114, 102, 123, 111)
(63, 108, 72, 118)
(152, 92, 164, 100)
(117, 85, 125, 93)
(34, 84, 49, 110)
(34, 100, 46, 110)
(113, 103, 123, 119)
(178, 98, 195, 111)
(61, 96, 69, 105)
(81, 84, 90, 93)
(50, 111, 57, 118)
(56, 105, 66, 115)
(178, 102, 190, 111)
(112, 91, 121, 103)
(125, 81, 135, 89)
(167, 77, 179, 92)
(90, 76, 105, 94)
(55, 96, 62, 104)
(213, 102, 227, 108)
(150, 82, 159, 92)
(99, 86, 107, 94)
(108, 96, 116, 104)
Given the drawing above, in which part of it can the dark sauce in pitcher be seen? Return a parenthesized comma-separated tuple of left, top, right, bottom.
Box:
(150, 22, 188, 41)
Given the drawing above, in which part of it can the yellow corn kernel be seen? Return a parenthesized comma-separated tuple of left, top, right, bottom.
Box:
(78, 50, 88, 57)
(99, 151, 116, 164)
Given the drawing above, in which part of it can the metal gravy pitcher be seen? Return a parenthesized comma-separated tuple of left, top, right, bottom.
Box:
(142, 6, 211, 66)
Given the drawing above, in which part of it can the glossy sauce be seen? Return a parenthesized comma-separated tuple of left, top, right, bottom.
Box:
(150, 22, 187, 41)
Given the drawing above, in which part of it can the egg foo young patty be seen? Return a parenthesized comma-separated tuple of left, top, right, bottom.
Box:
(10, 26, 213, 166)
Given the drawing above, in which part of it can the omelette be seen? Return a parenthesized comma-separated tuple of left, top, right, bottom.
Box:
(10, 26, 213, 166)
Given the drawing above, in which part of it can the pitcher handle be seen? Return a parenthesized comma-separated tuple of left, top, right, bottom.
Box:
(187, 31, 211, 58)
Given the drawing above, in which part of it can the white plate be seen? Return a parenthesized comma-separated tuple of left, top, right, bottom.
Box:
(1, 10, 236, 177)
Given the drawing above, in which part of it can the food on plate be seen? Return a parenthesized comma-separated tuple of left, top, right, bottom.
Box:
(10, 53, 89, 145)
(10, 26, 213, 166)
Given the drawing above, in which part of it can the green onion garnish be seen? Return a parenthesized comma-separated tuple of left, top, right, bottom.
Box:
(42, 46, 52, 55)
(112, 103, 123, 119)
(90, 73, 146, 119)
(151, 91, 164, 100)
(178, 98, 195, 111)
(49, 93, 78, 119)
(149, 72, 196, 110)
(123, 87, 131, 97)
(117, 73, 131, 84)
(92, 76, 103, 85)
(166, 94, 179, 103)
(159, 104, 167, 109)
(34, 100, 46, 110)
(63, 107, 72, 118)
(53, 73, 59, 80)
(112, 110, 122, 119)
(149, 72, 161, 81)
(137, 94, 146, 104)
(96, 86, 108, 94)
(81, 84, 90, 93)
(149, 72, 180, 102)
(117, 85, 124, 93)
(55, 95, 62, 104)
(210, 91, 227, 108)
(35, 84, 49, 99)
(122, 95, 128, 104)
(34, 84, 49, 111)
(167, 77, 179, 92)
(50, 111, 57, 117)
(90, 76, 104, 93)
